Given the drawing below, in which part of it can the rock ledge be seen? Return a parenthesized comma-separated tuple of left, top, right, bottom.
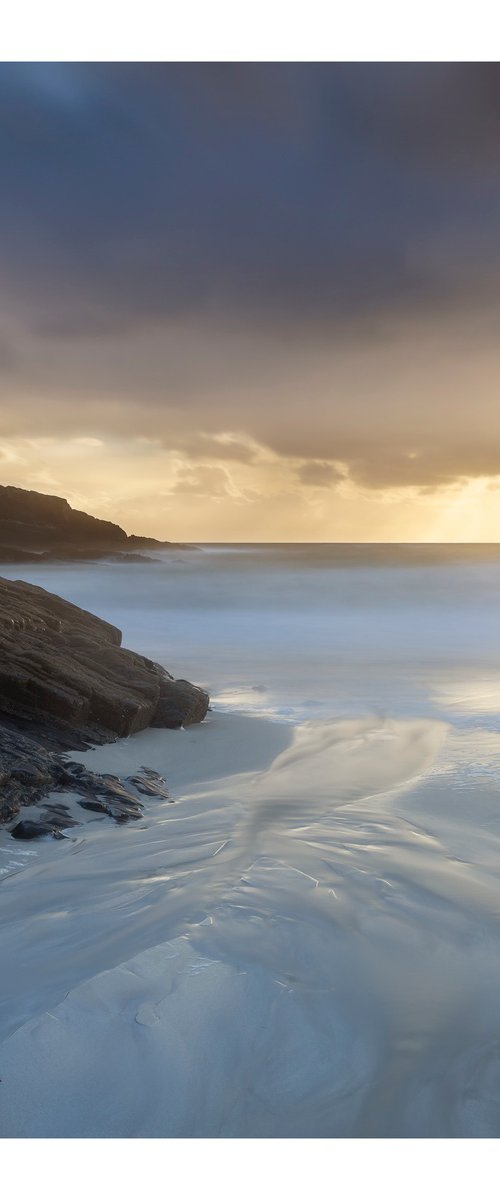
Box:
(0, 576, 209, 827)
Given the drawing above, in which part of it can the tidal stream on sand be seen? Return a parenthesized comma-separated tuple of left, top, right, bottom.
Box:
(2, 546, 500, 1136)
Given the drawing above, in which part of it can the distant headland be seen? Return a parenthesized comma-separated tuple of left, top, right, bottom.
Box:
(0, 485, 194, 562)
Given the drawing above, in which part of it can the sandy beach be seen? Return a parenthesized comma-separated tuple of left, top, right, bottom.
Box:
(2, 548, 500, 1136)
(3, 696, 500, 1137)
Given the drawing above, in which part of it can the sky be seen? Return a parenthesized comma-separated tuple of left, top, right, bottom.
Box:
(1, 62, 500, 540)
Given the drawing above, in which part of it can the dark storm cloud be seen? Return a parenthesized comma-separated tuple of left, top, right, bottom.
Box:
(334, 62, 500, 167)
(163, 433, 258, 464)
(297, 461, 345, 488)
(3, 62, 500, 499)
(2, 61, 500, 337)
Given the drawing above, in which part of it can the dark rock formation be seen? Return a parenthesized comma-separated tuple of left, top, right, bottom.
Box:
(2, 725, 175, 835)
(0, 575, 209, 829)
(151, 678, 213, 728)
(0, 576, 208, 741)
(0, 723, 66, 823)
(11, 805, 81, 840)
(0, 485, 194, 561)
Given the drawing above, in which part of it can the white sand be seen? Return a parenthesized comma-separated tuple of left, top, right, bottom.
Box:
(3, 708, 500, 1136)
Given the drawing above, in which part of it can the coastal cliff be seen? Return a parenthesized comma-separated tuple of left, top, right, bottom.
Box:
(0, 485, 193, 561)
(0, 576, 209, 831)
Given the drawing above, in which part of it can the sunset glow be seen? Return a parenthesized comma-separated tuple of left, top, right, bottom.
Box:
(2, 63, 500, 539)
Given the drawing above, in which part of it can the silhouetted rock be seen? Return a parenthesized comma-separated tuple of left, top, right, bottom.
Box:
(0, 485, 195, 560)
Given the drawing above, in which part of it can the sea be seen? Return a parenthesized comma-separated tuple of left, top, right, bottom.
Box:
(2, 543, 500, 1136)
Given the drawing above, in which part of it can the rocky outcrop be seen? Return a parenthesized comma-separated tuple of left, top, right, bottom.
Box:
(0, 485, 194, 560)
(0, 576, 209, 828)
(0, 720, 175, 831)
(0, 576, 208, 741)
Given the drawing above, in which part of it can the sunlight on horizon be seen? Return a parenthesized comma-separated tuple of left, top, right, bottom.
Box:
(2, 434, 500, 542)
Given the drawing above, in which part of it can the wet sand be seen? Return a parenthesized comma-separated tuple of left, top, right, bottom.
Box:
(2, 708, 500, 1136)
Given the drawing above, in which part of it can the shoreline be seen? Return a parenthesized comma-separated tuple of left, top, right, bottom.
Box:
(3, 546, 500, 1135)
(0, 709, 293, 883)
(0, 707, 462, 1137)
(3, 699, 500, 1135)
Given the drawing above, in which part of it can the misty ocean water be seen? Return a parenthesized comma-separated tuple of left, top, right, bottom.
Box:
(2, 545, 500, 1136)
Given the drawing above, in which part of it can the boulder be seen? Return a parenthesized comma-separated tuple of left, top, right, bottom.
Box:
(0, 576, 209, 746)
(152, 677, 212, 729)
